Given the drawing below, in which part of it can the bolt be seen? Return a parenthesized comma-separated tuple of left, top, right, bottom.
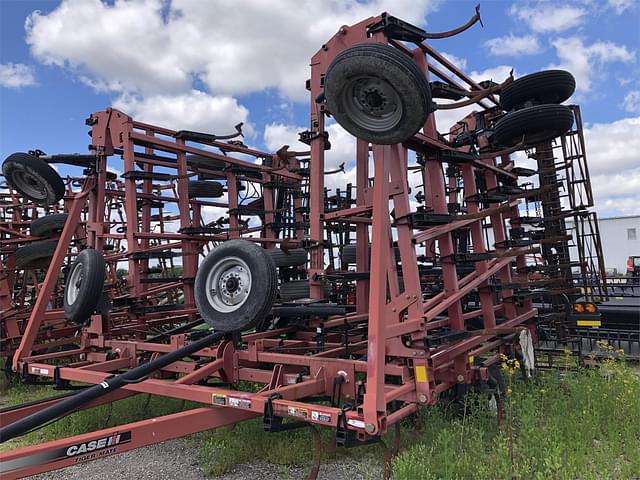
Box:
(457, 374, 465, 382)
(365, 423, 375, 434)
(418, 394, 427, 403)
(412, 351, 417, 356)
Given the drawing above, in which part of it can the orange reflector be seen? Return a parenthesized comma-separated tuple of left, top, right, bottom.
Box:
(573, 303, 585, 313)
(585, 303, 597, 313)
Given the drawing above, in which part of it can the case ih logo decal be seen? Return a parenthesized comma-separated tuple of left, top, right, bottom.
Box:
(0, 431, 131, 474)
(65, 432, 129, 457)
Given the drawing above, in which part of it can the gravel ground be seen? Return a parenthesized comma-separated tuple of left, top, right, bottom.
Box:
(29, 438, 382, 480)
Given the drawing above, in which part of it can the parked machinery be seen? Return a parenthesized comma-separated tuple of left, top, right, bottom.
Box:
(0, 8, 621, 479)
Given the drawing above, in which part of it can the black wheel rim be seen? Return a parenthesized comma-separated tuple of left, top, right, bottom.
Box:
(341, 75, 403, 132)
(12, 170, 47, 200)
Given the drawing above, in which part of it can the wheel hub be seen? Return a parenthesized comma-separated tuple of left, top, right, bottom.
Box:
(12, 170, 47, 200)
(206, 257, 252, 313)
(344, 76, 403, 132)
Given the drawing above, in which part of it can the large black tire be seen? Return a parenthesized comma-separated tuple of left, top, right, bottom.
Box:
(267, 248, 307, 267)
(2, 153, 65, 205)
(324, 43, 431, 145)
(195, 240, 277, 332)
(14, 240, 58, 269)
(63, 249, 106, 323)
(187, 180, 224, 198)
(280, 280, 311, 300)
(493, 105, 574, 147)
(500, 70, 575, 111)
(30, 213, 69, 237)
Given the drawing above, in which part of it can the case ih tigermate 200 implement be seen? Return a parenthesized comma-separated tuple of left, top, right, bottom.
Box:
(0, 7, 614, 479)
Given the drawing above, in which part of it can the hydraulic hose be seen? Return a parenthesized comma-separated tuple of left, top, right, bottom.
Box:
(0, 331, 224, 443)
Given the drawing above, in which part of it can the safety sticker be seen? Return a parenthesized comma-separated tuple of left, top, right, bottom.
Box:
(31, 367, 49, 375)
(228, 397, 251, 409)
(347, 419, 366, 429)
(287, 406, 308, 419)
(311, 411, 331, 423)
(212, 394, 227, 406)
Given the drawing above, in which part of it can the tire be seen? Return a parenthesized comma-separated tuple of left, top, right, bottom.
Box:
(30, 213, 69, 237)
(14, 240, 58, 269)
(64, 249, 106, 323)
(187, 180, 224, 198)
(266, 248, 307, 267)
(2, 153, 65, 205)
(324, 43, 432, 145)
(195, 240, 277, 332)
(493, 104, 574, 147)
(280, 280, 311, 300)
(500, 70, 575, 111)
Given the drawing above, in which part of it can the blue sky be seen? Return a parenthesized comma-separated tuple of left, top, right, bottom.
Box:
(1, 0, 639, 216)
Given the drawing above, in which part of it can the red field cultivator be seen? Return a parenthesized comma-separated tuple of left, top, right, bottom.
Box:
(0, 7, 611, 479)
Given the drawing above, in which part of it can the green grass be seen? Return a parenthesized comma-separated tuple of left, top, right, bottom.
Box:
(2, 354, 639, 479)
(392, 356, 640, 480)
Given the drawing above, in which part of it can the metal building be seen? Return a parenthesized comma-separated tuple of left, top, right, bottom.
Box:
(596, 215, 640, 274)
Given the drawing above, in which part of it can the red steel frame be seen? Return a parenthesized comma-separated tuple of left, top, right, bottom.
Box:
(1, 12, 549, 479)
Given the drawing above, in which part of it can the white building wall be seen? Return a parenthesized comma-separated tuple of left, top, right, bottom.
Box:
(595, 215, 640, 273)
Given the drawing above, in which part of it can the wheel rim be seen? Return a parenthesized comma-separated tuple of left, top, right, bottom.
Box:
(12, 169, 48, 201)
(341, 75, 403, 132)
(66, 261, 84, 306)
(205, 256, 252, 313)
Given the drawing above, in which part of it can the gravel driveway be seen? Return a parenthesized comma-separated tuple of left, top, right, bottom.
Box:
(29, 438, 382, 480)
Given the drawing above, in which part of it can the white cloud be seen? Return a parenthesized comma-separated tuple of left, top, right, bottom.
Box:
(0, 63, 36, 88)
(622, 91, 640, 113)
(113, 90, 253, 136)
(549, 37, 636, 93)
(510, 4, 586, 32)
(608, 0, 635, 14)
(583, 117, 640, 216)
(438, 52, 468, 71)
(26, 0, 440, 101)
(583, 117, 640, 175)
(485, 34, 541, 57)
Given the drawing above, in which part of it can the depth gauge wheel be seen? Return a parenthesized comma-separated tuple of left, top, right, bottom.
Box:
(493, 104, 574, 147)
(30, 213, 69, 237)
(64, 249, 106, 323)
(13, 240, 58, 269)
(500, 70, 575, 111)
(195, 240, 277, 332)
(324, 43, 432, 144)
(2, 153, 65, 205)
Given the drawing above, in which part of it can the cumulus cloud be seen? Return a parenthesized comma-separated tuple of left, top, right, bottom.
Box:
(608, 0, 635, 14)
(549, 37, 635, 93)
(622, 91, 640, 113)
(485, 34, 541, 57)
(0, 63, 36, 88)
(582, 117, 640, 216)
(509, 4, 586, 33)
(113, 90, 253, 136)
(26, 0, 440, 101)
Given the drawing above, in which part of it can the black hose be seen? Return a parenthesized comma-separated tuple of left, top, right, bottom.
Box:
(0, 331, 224, 443)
